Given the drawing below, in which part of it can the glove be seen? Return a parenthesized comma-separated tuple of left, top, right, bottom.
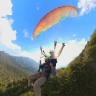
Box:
(62, 43, 65, 47)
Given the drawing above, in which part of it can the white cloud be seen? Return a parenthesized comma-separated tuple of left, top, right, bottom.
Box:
(23, 30, 29, 38)
(73, 34, 76, 37)
(57, 38, 87, 68)
(78, 0, 96, 16)
(0, 0, 13, 17)
(0, 0, 21, 50)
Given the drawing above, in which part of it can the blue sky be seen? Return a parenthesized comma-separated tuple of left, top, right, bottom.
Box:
(0, 0, 96, 68)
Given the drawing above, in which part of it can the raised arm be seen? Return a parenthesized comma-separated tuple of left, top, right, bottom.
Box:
(54, 41, 57, 52)
(56, 43, 65, 58)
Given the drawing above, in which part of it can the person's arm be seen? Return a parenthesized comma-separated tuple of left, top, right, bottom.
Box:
(56, 43, 65, 58)
(54, 41, 57, 51)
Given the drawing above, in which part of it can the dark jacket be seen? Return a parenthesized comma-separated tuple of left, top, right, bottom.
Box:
(49, 58, 57, 76)
(40, 58, 57, 78)
(49, 58, 57, 67)
(40, 63, 51, 79)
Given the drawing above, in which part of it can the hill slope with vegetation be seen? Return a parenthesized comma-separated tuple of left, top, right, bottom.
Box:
(0, 51, 39, 73)
(0, 51, 39, 95)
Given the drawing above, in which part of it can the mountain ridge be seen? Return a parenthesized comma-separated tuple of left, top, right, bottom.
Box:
(0, 51, 39, 73)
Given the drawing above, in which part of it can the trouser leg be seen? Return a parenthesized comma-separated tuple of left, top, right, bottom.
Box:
(33, 76, 47, 96)
(28, 72, 41, 86)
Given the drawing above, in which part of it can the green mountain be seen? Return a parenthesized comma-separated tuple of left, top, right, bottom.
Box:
(1, 29, 96, 96)
(0, 51, 26, 81)
(10, 56, 39, 73)
(0, 51, 39, 73)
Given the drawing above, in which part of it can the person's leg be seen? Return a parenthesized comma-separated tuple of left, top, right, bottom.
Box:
(33, 76, 47, 96)
(28, 72, 41, 86)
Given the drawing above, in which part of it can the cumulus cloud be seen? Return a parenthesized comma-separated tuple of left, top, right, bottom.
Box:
(78, 0, 96, 16)
(0, 0, 13, 17)
(23, 30, 29, 38)
(57, 38, 87, 68)
(0, 0, 21, 50)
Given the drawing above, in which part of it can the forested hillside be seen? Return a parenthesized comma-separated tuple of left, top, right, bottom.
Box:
(0, 51, 39, 95)
(0, 51, 39, 73)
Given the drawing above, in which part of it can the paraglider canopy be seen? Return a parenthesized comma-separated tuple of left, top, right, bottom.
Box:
(32, 5, 78, 39)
